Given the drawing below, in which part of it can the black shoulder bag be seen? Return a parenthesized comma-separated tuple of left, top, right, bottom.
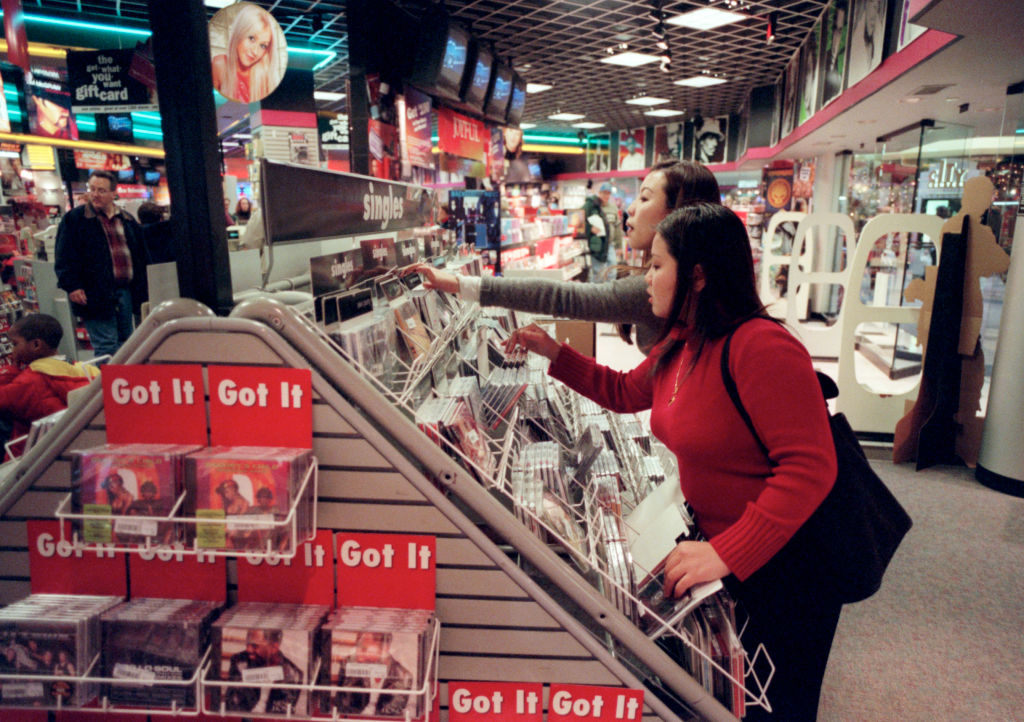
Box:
(721, 329, 912, 604)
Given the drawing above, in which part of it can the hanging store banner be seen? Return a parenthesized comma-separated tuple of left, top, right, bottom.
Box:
(2, 0, 29, 72)
(404, 85, 433, 169)
(318, 111, 349, 150)
(67, 49, 158, 113)
(260, 159, 435, 244)
(73, 150, 132, 171)
(437, 107, 486, 164)
(26, 65, 78, 140)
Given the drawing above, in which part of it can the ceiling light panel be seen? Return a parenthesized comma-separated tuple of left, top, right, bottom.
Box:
(625, 96, 670, 106)
(666, 8, 749, 30)
(600, 52, 660, 67)
(548, 112, 586, 121)
(675, 76, 728, 88)
(643, 108, 685, 117)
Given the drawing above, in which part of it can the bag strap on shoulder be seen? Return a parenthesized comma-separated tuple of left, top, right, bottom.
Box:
(720, 329, 770, 459)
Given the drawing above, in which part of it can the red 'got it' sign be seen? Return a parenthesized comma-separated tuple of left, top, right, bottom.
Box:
(336, 532, 436, 610)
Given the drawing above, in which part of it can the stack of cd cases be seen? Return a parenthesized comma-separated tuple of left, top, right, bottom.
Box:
(183, 447, 314, 553)
(0, 593, 123, 708)
(316, 606, 436, 719)
(69, 443, 202, 546)
(210, 602, 329, 716)
(101, 598, 223, 709)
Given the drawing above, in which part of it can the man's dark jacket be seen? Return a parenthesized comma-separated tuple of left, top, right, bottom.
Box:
(55, 203, 149, 318)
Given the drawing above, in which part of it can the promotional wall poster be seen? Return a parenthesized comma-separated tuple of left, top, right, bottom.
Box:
(67, 49, 158, 113)
(208, 1, 288, 104)
(403, 86, 433, 170)
(369, 118, 401, 181)
(764, 166, 795, 213)
(618, 129, 645, 171)
(585, 133, 610, 173)
(693, 116, 727, 164)
(848, 0, 887, 87)
(26, 66, 78, 140)
(781, 57, 800, 138)
(820, 0, 850, 108)
(798, 20, 822, 126)
(653, 123, 685, 163)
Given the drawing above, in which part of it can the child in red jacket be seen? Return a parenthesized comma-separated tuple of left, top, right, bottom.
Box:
(0, 314, 99, 458)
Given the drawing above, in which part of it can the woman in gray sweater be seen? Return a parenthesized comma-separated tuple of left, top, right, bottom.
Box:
(409, 160, 720, 355)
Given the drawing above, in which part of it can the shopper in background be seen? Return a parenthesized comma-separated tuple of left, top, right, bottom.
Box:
(403, 160, 721, 355)
(137, 201, 175, 264)
(583, 183, 611, 280)
(0, 313, 99, 458)
(55, 170, 150, 358)
(504, 202, 840, 721)
(234, 196, 254, 224)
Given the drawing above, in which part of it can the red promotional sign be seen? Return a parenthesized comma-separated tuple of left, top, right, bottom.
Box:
(437, 107, 487, 164)
(547, 684, 644, 722)
(207, 366, 313, 448)
(2, 0, 29, 72)
(236, 529, 335, 606)
(448, 681, 544, 722)
(336, 532, 436, 610)
(27, 520, 127, 596)
(102, 365, 208, 445)
(128, 546, 227, 602)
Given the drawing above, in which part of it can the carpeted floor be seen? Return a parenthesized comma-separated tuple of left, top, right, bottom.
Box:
(818, 460, 1024, 721)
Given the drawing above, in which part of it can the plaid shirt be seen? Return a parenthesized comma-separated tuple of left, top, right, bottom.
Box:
(96, 209, 133, 284)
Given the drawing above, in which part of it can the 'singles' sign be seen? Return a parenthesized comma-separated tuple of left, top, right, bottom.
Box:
(67, 49, 157, 113)
(261, 160, 435, 244)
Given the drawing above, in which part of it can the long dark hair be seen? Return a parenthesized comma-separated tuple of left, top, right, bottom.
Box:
(652, 202, 769, 372)
(614, 159, 722, 344)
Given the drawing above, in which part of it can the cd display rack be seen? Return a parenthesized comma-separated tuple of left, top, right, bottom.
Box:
(51, 458, 319, 560)
(0, 296, 752, 722)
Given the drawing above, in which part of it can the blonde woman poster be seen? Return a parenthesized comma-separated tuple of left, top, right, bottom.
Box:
(209, 2, 288, 104)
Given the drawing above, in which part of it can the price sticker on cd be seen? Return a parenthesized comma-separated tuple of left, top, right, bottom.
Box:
(336, 532, 436, 610)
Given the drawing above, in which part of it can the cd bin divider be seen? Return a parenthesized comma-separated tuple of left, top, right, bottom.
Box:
(0, 297, 739, 722)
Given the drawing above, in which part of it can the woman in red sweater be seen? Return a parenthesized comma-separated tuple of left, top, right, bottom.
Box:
(507, 202, 839, 720)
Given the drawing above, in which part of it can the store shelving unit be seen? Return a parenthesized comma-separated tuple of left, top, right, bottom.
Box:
(0, 297, 746, 722)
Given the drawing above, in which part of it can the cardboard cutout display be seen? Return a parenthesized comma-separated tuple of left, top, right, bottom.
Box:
(893, 176, 1011, 467)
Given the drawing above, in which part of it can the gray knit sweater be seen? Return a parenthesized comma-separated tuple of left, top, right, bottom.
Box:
(479, 273, 661, 354)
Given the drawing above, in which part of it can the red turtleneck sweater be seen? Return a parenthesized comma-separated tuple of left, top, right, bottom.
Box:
(548, 318, 836, 581)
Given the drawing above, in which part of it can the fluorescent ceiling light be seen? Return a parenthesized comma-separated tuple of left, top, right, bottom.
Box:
(0, 150, 19, 158)
(644, 109, 685, 117)
(526, 83, 553, 93)
(520, 123, 537, 129)
(572, 122, 606, 128)
(666, 7, 749, 30)
(204, 0, 234, 7)
(625, 96, 670, 106)
(674, 75, 727, 88)
(548, 112, 586, 121)
(314, 91, 346, 102)
(600, 52, 660, 67)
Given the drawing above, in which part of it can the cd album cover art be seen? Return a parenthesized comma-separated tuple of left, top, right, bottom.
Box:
(215, 626, 312, 715)
(187, 450, 293, 551)
(70, 444, 184, 545)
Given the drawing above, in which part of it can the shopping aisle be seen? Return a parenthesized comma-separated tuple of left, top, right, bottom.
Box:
(820, 461, 1024, 721)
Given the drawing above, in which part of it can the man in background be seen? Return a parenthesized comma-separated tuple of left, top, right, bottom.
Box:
(55, 170, 149, 357)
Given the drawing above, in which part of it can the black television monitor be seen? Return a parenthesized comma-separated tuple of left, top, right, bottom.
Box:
(142, 170, 161, 185)
(484, 60, 513, 123)
(460, 40, 493, 112)
(506, 73, 527, 126)
(116, 168, 135, 183)
(408, 12, 471, 103)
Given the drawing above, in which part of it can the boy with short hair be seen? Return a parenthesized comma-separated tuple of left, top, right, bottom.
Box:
(0, 314, 99, 458)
